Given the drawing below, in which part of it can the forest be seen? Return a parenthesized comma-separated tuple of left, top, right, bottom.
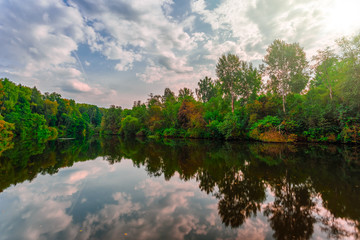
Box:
(1, 34, 360, 151)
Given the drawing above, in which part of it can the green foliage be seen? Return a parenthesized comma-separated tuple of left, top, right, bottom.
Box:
(206, 120, 222, 138)
(178, 87, 194, 100)
(0, 115, 15, 155)
(264, 39, 309, 113)
(250, 116, 281, 132)
(163, 127, 178, 138)
(336, 34, 360, 110)
(4, 98, 52, 141)
(0, 78, 102, 144)
(248, 116, 294, 142)
(216, 54, 262, 112)
(2, 33, 360, 144)
(217, 111, 247, 139)
(177, 99, 205, 130)
(120, 115, 141, 136)
(339, 124, 360, 143)
(196, 76, 216, 103)
(246, 94, 282, 124)
(100, 105, 122, 134)
(0, 78, 19, 114)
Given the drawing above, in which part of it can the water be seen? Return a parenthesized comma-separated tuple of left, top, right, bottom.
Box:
(0, 137, 359, 239)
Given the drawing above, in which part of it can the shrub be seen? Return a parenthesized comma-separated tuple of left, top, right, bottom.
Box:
(339, 124, 360, 143)
(163, 128, 178, 138)
(119, 116, 141, 136)
(249, 116, 297, 142)
(217, 111, 246, 139)
(0, 117, 15, 154)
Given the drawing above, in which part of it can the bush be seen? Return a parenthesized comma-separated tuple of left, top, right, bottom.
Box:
(217, 111, 247, 139)
(119, 116, 141, 136)
(163, 128, 178, 138)
(250, 116, 281, 133)
(339, 124, 360, 143)
(0, 117, 15, 154)
(206, 120, 223, 138)
(249, 116, 297, 142)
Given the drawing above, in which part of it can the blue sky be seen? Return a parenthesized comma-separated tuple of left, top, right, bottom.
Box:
(1, 0, 360, 108)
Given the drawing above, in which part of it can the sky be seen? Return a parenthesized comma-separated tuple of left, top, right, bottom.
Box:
(1, 0, 360, 108)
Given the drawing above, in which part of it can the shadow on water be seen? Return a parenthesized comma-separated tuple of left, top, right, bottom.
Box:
(0, 137, 359, 239)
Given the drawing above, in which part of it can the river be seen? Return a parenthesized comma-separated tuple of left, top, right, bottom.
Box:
(0, 137, 359, 239)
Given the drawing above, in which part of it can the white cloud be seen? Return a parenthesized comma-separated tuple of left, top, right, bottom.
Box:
(0, 0, 87, 74)
(1, 0, 360, 107)
(136, 61, 213, 93)
(192, 0, 360, 62)
(73, 0, 197, 73)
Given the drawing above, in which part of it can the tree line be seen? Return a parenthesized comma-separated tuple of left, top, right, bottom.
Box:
(101, 34, 360, 143)
(1, 34, 360, 147)
(0, 78, 103, 152)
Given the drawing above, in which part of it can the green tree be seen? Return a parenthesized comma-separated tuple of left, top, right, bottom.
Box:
(161, 88, 180, 129)
(216, 54, 261, 112)
(312, 47, 341, 100)
(216, 53, 241, 113)
(178, 88, 194, 100)
(235, 61, 262, 104)
(264, 40, 309, 113)
(0, 81, 6, 114)
(100, 105, 122, 134)
(120, 115, 141, 136)
(196, 76, 216, 103)
(0, 78, 19, 115)
(162, 88, 176, 103)
(337, 33, 360, 110)
(0, 115, 15, 155)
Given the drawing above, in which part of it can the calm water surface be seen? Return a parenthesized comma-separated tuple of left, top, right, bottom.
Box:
(0, 137, 359, 240)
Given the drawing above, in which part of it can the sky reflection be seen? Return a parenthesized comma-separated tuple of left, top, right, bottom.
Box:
(0, 139, 359, 240)
(0, 158, 272, 240)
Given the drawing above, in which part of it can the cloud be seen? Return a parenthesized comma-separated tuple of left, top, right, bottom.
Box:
(0, 158, 272, 240)
(73, 0, 196, 72)
(1, 0, 360, 107)
(68, 170, 89, 183)
(191, 0, 360, 62)
(157, 52, 193, 73)
(0, 0, 87, 75)
(136, 61, 213, 94)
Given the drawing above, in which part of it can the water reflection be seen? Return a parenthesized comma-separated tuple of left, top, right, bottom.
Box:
(0, 137, 359, 239)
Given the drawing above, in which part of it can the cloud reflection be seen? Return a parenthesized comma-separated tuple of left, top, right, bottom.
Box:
(0, 154, 357, 240)
(0, 158, 274, 240)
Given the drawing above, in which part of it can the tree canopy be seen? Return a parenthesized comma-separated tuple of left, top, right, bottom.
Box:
(1, 33, 360, 148)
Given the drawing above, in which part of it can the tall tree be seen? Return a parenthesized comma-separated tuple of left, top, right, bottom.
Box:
(162, 88, 176, 103)
(312, 47, 340, 100)
(216, 53, 241, 113)
(0, 81, 5, 114)
(178, 88, 194, 100)
(336, 33, 360, 110)
(196, 76, 216, 103)
(235, 61, 262, 104)
(216, 54, 262, 112)
(264, 40, 309, 113)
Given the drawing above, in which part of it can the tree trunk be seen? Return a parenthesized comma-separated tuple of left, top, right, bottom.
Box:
(282, 94, 286, 113)
(329, 86, 333, 100)
(231, 96, 234, 113)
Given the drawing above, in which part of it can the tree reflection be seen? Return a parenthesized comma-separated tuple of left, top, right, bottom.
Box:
(264, 174, 316, 240)
(0, 137, 359, 239)
(216, 169, 266, 228)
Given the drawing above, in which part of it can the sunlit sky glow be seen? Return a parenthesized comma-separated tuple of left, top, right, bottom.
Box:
(0, 0, 359, 108)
